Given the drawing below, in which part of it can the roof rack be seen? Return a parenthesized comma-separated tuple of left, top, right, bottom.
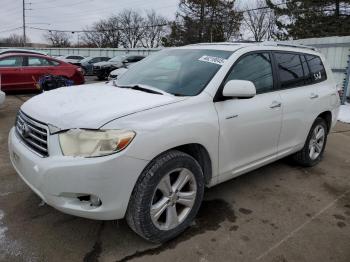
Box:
(189, 42, 242, 46)
(260, 41, 319, 51)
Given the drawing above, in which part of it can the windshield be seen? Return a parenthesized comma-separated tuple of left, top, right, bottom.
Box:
(110, 55, 126, 62)
(80, 57, 92, 63)
(116, 49, 233, 96)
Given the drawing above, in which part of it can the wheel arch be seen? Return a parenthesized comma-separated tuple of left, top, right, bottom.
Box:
(317, 111, 332, 133)
(136, 143, 213, 187)
(172, 143, 213, 186)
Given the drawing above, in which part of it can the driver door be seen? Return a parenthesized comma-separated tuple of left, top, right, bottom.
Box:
(214, 52, 283, 182)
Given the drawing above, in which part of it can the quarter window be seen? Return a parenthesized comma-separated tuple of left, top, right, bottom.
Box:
(225, 53, 274, 94)
(305, 55, 327, 83)
(275, 53, 304, 88)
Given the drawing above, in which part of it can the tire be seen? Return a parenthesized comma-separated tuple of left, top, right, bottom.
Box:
(292, 117, 328, 167)
(97, 75, 105, 81)
(126, 150, 205, 243)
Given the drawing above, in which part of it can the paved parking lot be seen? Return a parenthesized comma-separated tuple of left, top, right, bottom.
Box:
(0, 92, 350, 262)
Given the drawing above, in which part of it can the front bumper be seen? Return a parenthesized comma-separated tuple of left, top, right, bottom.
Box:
(8, 128, 149, 220)
(92, 67, 109, 77)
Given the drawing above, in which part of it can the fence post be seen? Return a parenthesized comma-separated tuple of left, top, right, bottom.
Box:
(342, 53, 350, 105)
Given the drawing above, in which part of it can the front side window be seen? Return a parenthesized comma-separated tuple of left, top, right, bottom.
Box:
(275, 52, 304, 88)
(305, 55, 327, 83)
(0, 56, 23, 67)
(117, 49, 233, 96)
(225, 52, 274, 94)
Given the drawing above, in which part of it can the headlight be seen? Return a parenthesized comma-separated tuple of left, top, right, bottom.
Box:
(59, 129, 135, 157)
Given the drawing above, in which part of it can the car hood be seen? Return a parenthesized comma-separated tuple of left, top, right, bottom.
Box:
(94, 61, 122, 67)
(21, 83, 185, 131)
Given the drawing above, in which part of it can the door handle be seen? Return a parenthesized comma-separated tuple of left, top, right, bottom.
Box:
(270, 101, 282, 109)
(310, 93, 319, 99)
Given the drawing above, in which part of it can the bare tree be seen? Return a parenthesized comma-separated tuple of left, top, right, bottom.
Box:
(44, 31, 71, 47)
(82, 16, 121, 48)
(81, 9, 168, 48)
(242, 0, 275, 41)
(141, 10, 168, 48)
(0, 34, 29, 47)
(118, 9, 145, 48)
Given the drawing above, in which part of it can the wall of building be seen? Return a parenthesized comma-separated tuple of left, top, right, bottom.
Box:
(0, 47, 160, 57)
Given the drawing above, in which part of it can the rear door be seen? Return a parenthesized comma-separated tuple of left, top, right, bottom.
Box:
(21, 56, 59, 90)
(274, 52, 320, 155)
(0, 55, 24, 91)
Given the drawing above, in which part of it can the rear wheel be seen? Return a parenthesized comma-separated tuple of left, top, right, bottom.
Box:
(126, 150, 204, 243)
(292, 117, 328, 167)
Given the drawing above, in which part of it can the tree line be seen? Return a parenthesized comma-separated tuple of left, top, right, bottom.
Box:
(1, 0, 349, 48)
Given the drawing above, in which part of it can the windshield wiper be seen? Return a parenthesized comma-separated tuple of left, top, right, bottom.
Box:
(114, 83, 171, 96)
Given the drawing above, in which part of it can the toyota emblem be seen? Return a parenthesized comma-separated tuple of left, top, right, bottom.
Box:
(21, 123, 31, 138)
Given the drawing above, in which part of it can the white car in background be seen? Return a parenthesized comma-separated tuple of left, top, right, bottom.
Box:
(57, 55, 85, 65)
(108, 67, 129, 80)
(9, 42, 340, 243)
(0, 90, 5, 106)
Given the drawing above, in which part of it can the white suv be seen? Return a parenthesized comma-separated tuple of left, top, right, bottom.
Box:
(8, 42, 340, 242)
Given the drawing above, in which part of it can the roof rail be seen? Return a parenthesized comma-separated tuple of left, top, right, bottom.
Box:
(261, 41, 319, 51)
(189, 42, 242, 46)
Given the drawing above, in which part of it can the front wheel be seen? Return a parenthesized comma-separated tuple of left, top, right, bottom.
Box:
(126, 150, 204, 243)
(292, 117, 328, 167)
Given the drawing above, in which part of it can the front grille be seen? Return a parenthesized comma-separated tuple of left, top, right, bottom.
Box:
(15, 110, 49, 157)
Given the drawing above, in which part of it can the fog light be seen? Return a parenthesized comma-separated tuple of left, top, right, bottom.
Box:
(90, 195, 102, 207)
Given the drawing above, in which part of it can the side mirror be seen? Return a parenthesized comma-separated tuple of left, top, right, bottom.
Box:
(122, 60, 129, 64)
(222, 80, 256, 98)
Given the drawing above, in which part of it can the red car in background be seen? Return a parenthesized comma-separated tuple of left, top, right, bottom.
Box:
(0, 53, 85, 92)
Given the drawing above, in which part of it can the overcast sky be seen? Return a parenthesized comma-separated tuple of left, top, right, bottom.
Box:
(0, 0, 180, 43)
(0, 0, 250, 44)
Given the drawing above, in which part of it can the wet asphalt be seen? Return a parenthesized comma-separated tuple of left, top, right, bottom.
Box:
(0, 84, 350, 262)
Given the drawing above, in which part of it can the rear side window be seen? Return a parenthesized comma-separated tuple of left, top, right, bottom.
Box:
(275, 53, 304, 88)
(305, 55, 327, 83)
(67, 56, 83, 60)
(225, 52, 274, 94)
(0, 56, 23, 67)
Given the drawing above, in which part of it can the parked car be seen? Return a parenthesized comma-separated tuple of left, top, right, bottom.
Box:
(108, 67, 129, 80)
(9, 42, 340, 243)
(78, 56, 110, 75)
(0, 90, 5, 106)
(0, 53, 84, 91)
(93, 55, 145, 80)
(57, 55, 85, 65)
(0, 49, 47, 56)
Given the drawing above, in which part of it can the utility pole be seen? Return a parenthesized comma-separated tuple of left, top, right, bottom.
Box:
(22, 0, 26, 46)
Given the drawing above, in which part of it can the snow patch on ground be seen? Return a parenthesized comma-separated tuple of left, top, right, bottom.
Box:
(0, 210, 8, 243)
(0, 209, 23, 260)
(338, 103, 350, 123)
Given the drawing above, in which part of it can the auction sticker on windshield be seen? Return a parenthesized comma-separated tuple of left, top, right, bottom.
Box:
(198, 55, 227, 65)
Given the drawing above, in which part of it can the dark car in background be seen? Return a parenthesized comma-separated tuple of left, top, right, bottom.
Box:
(0, 53, 85, 92)
(93, 55, 145, 80)
(78, 56, 110, 75)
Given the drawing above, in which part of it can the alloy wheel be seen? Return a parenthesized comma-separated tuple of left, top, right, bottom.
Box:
(150, 168, 197, 231)
(309, 124, 325, 160)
